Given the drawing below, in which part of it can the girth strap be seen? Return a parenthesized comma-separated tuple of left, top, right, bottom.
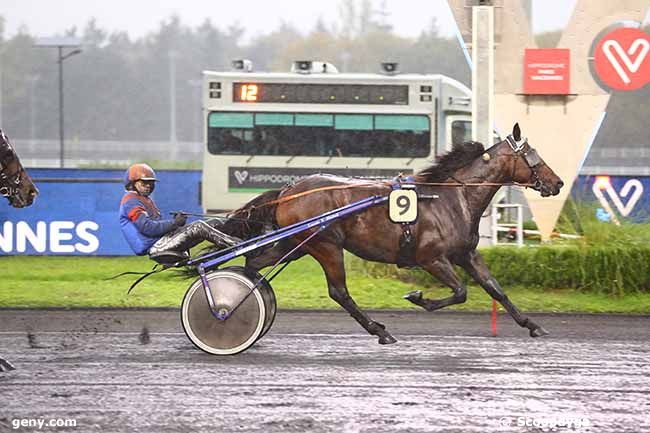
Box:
(396, 223, 417, 269)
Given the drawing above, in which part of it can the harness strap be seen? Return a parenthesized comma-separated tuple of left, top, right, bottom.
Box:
(256, 179, 535, 209)
(257, 182, 381, 208)
(396, 223, 417, 268)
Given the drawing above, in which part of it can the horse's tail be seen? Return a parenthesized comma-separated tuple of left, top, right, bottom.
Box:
(218, 189, 281, 240)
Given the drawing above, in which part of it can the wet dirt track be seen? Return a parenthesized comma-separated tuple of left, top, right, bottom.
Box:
(0, 309, 649, 433)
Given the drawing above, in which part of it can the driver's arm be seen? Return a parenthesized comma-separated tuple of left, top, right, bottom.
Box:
(124, 199, 176, 237)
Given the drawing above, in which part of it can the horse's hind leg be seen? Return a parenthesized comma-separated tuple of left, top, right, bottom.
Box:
(459, 250, 548, 338)
(304, 241, 397, 345)
(404, 258, 467, 311)
(244, 240, 307, 274)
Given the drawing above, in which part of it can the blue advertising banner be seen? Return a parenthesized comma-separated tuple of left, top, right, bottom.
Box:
(3, 170, 648, 256)
(572, 175, 650, 223)
(0, 169, 202, 256)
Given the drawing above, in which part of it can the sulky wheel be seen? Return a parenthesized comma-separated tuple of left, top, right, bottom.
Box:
(181, 267, 276, 355)
(229, 266, 277, 338)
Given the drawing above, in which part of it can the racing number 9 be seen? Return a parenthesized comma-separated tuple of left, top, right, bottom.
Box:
(389, 189, 418, 223)
(396, 195, 410, 215)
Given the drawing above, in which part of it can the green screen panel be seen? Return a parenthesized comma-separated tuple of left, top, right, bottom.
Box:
(295, 114, 334, 127)
(255, 113, 294, 126)
(335, 114, 373, 130)
(375, 115, 429, 131)
(208, 112, 254, 128)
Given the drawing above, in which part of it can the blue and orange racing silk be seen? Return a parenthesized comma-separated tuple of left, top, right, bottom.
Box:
(119, 191, 176, 255)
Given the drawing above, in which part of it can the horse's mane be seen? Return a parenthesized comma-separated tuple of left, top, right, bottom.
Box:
(416, 141, 485, 182)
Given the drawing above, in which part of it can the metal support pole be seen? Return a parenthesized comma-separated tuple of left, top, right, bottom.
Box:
(34, 39, 81, 167)
(29, 75, 39, 152)
(472, 5, 495, 247)
(516, 204, 524, 247)
(187, 79, 202, 143)
(471, 6, 494, 146)
(169, 51, 178, 161)
(491, 204, 498, 246)
(169, 51, 177, 143)
(58, 46, 64, 168)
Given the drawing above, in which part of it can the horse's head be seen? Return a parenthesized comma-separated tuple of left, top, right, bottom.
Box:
(496, 123, 563, 197)
(0, 130, 38, 208)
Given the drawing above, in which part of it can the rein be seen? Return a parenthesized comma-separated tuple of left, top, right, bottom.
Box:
(258, 182, 379, 207)
(406, 181, 534, 188)
(175, 211, 273, 227)
(253, 179, 535, 209)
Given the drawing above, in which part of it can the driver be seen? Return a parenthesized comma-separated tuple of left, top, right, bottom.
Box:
(119, 163, 240, 264)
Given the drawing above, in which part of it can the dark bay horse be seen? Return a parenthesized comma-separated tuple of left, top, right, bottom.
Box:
(0, 129, 38, 208)
(224, 124, 563, 344)
(0, 129, 38, 372)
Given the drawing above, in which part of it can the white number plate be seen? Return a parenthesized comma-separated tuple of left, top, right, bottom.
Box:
(389, 189, 418, 223)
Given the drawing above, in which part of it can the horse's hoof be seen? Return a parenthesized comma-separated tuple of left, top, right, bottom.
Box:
(378, 334, 397, 345)
(0, 358, 16, 372)
(403, 290, 423, 303)
(530, 326, 549, 338)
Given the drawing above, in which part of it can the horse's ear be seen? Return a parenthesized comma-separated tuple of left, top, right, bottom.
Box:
(513, 123, 521, 141)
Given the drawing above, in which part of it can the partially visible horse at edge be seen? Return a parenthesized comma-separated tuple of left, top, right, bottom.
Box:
(223, 123, 563, 344)
(0, 129, 38, 208)
(0, 129, 38, 372)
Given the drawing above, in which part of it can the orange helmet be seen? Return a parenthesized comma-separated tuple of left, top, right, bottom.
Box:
(124, 163, 157, 189)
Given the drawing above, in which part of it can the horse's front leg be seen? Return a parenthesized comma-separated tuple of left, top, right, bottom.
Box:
(404, 258, 467, 311)
(459, 250, 548, 337)
(305, 241, 397, 345)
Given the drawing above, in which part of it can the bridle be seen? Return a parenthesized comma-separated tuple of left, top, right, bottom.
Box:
(505, 134, 544, 191)
(0, 130, 27, 204)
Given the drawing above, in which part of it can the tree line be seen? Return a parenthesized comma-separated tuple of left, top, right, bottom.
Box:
(0, 2, 469, 142)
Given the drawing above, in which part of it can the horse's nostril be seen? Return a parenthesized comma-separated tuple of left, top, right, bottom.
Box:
(557, 181, 564, 189)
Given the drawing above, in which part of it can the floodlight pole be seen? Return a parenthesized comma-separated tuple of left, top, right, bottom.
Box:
(28, 75, 39, 150)
(58, 47, 64, 168)
(34, 38, 82, 168)
(169, 50, 177, 144)
(56, 47, 82, 168)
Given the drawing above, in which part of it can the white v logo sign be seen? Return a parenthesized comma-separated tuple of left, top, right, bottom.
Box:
(592, 178, 644, 225)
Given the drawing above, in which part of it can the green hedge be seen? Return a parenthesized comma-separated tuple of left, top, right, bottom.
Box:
(348, 245, 650, 297)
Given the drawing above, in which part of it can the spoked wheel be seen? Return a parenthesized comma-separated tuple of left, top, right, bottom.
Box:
(181, 267, 276, 355)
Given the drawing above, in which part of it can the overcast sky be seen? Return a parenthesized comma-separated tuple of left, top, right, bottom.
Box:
(1, 0, 583, 42)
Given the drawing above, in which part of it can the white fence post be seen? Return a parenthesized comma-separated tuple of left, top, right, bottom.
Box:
(492, 203, 524, 247)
